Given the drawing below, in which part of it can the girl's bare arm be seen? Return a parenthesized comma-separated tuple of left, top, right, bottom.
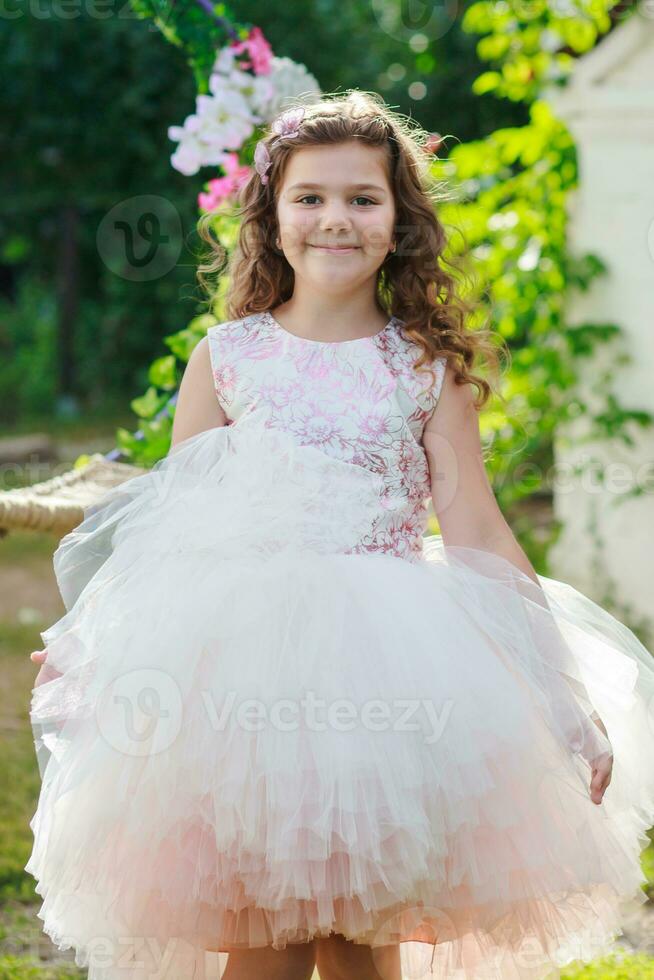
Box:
(31, 336, 227, 676)
(423, 365, 538, 580)
(170, 335, 228, 448)
(422, 365, 612, 804)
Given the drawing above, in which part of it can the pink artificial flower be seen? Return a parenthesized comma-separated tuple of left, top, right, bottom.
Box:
(198, 177, 232, 212)
(254, 107, 306, 185)
(253, 140, 272, 185)
(197, 154, 253, 211)
(246, 26, 273, 74)
(230, 26, 273, 75)
(271, 106, 305, 140)
(223, 152, 251, 185)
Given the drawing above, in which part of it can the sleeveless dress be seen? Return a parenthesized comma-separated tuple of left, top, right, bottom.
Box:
(25, 310, 654, 980)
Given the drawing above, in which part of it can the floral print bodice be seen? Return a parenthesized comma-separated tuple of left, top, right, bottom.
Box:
(206, 311, 446, 562)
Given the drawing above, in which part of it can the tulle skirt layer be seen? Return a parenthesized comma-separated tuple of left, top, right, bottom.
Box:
(25, 410, 654, 979)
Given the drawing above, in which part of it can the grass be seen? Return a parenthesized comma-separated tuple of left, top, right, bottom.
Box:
(1, 444, 654, 978)
(0, 958, 83, 979)
(562, 953, 654, 978)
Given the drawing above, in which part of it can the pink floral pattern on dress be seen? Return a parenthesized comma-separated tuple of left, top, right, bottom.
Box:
(206, 311, 446, 562)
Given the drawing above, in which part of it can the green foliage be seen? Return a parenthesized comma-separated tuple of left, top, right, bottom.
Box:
(424, 4, 652, 572)
(0, 957, 84, 978)
(561, 952, 654, 978)
(127, 0, 247, 91)
(112, 310, 217, 467)
(642, 830, 654, 900)
(0, 4, 202, 418)
(463, 0, 622, 102)
(0, 276, 58, 423)
(432, 95, 647, 527)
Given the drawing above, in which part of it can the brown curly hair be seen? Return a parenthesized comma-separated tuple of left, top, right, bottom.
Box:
(197, 89, 503, 407)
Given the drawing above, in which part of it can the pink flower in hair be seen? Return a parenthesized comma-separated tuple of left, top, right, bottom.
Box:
(254, 140, 272, 185)
(271, 106, 305, 140)
(254, 106, 306, 185)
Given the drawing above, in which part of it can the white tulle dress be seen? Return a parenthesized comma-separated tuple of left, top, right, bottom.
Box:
(26, 310, 654, 980)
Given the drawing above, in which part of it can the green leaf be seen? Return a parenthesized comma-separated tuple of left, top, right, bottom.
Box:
(559, 17, 597, 53)
(477, 35, 511, 62)
(164, 327, 204, 361)
(130, 386, 168, 419)
(471, 71, 502, 95)
(148, 355, 178, 389)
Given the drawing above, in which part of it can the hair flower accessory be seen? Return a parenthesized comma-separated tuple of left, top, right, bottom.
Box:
(271, 105, 305, 139)
(253, 141, 272, 185)
(254, 105, 306, 185)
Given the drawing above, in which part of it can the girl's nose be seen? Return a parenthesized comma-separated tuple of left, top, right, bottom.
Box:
(319, 209, 352, 232)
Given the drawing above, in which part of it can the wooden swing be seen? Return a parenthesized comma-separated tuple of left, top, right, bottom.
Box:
(0, 454, 148, 538)
(0, 397, 174, 538)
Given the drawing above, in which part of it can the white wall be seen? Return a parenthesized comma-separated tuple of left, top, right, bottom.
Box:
(545, 14, 654, 641)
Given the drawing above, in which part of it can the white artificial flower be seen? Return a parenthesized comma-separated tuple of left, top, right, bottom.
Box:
(261, 56, 321, 121)
(170, 143, 203, 177)
(212, 44, 237, 76)
(168, 46, 321, 177)
(168, 89, 254, 174)
(168, 118, 206, 175)
(208, 69, 274, 125)
(195, 87, 257, 150)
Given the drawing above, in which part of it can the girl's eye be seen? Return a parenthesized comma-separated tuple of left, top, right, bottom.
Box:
(297, 195, 376, 207)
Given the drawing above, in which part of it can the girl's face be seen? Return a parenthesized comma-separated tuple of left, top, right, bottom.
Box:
(275, 141, 396, 296)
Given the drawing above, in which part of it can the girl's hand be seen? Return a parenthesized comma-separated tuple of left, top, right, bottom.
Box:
(30, 648, 62, 688)
(589, 715, 613, 805)
(590, 751, 613, 805)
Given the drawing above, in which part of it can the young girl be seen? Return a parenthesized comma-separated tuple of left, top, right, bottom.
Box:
(27, 91, 654, 980)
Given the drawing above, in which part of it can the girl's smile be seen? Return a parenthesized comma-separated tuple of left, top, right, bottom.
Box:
(309, 244, 360, 254)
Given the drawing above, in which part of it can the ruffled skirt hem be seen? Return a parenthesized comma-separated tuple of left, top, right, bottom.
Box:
(25, 412, 654, 979)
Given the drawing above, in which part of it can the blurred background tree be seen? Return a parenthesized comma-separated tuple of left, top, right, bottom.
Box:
(0, 0, 524, 426)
